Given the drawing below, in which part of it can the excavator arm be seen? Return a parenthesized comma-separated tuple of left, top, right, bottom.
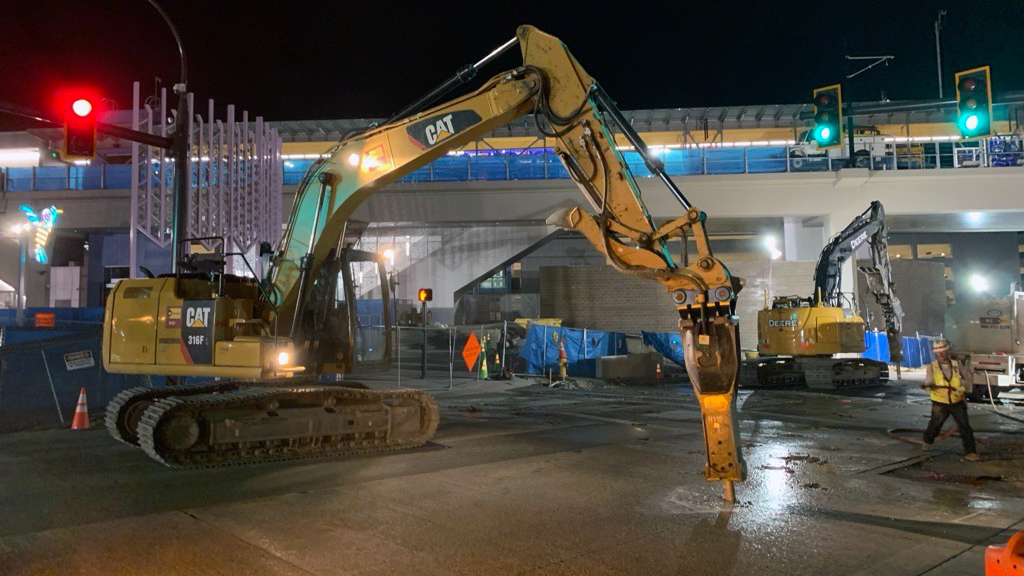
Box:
(812, 201, 903, 362)
(264, 25, 745, 498)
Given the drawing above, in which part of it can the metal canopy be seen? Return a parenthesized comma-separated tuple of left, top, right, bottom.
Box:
(267, 96, 1024, 143)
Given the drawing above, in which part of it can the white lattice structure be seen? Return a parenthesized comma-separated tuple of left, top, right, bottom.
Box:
(130, 81, 282, 277)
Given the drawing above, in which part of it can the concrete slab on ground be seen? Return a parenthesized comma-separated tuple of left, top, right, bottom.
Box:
(1, 372, 1022, 576)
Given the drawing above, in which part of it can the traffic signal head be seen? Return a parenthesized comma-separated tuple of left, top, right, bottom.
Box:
(417, 288, 433, 302)
(58, 89, 99, 160)
(812, 85, 843, 149)
(955, 66, 992, 139)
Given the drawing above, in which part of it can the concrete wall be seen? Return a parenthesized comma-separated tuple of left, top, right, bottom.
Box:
(890, 231, 1020, 300)
(539, 260, 816, 349)
(856, 259, 946, 336)
(540, 265, 679, 333)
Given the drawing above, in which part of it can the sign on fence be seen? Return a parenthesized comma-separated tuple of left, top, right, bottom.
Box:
(63, 350, 95, 371)
(34, 312, 55, 328)
(462, 332, 481, 372)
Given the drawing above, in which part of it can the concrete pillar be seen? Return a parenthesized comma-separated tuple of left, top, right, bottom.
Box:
(826, 207, 866, 305)
(783, 216, 826, 262)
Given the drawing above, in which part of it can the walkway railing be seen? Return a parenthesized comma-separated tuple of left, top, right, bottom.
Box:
(4, 137, 1023, 193)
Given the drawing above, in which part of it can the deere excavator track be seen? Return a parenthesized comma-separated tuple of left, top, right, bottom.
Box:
(800, 357, 888, 389)
(739, 357, 887, 389)
(133, 385, 439, 468)
(105, 382, 241, 446)
(738, 357, 805, 388)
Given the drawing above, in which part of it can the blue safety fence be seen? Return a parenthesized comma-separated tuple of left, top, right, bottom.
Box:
(862, 331, 936, 368)
(0, 307, 105, 328)
(0, 331, 148, 433)
(640, 331, 685, 368)
(518, 323, 627, 377)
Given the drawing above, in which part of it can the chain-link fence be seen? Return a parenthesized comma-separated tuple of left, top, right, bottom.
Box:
(388, 322, 525, 387)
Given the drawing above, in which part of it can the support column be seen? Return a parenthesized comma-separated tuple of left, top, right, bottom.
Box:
(826, 208, 865, 305)
(782, 216, 826, 262)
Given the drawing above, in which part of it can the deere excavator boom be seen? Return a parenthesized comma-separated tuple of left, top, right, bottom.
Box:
(813, 201, 903, 362)
(103, 26, 745, 499)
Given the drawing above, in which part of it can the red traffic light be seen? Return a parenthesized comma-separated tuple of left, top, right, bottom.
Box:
(57, 88, 100, 160)
(71, 98, 93, 118)
(417, 288, 433, 302)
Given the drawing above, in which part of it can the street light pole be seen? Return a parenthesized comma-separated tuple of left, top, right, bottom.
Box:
(145, 0, 189, 271)
(16, 235, 26, 326)
(935, 10, 947, 99)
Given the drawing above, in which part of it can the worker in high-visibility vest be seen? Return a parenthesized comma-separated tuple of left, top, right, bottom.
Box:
(921, 339, 979, 461)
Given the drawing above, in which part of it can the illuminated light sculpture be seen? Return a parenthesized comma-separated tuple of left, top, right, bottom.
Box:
(19, 205, 63, 264)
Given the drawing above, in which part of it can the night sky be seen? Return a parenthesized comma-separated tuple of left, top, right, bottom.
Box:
(2, 0, 1023, 129)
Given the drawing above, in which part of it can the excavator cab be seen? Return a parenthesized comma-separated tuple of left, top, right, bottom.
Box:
(304, 247, 392, 375)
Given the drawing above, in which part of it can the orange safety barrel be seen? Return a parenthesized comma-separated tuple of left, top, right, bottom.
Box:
(986, 531, 1024, 576)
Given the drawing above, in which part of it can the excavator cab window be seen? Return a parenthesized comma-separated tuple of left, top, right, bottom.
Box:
(343, 251, 392, 368)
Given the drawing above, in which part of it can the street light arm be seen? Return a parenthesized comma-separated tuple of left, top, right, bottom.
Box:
(845, 55, 895, 80)
(145, 0, 187, 90)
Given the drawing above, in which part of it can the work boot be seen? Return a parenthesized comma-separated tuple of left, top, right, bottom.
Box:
(921, 443, 931, 452)
(965, 453, 981, 461)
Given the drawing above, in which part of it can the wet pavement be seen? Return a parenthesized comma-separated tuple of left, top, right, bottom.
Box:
(0, 370, 1022, 575)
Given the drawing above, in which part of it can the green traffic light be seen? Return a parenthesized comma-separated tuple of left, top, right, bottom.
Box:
(818, 126, 831, 141)
(959, 113, 987, 136)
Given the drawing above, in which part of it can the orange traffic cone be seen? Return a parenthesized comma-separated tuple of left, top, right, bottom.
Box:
(71, 387, 89, 430)
(656, 363, 663, 379)
(986, 530, 1024, 576)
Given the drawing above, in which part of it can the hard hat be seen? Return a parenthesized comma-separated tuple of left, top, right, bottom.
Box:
(932, 339, 950, 352)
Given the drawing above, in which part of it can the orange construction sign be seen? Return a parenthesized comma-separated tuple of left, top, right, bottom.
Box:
(462, 332, 481, 372)
(34, 313, 55, 328)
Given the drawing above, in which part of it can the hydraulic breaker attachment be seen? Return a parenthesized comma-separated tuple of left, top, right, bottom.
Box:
(681, 315, 746, 501)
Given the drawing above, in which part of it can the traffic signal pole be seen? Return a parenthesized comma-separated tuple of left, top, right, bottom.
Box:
(847, 107, 856, 168)
(170, 92, 189, 270)
(144, 0, 190, 270)
(421, 299, 427, 379)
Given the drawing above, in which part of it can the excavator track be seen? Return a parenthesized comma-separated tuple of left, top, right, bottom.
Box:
(799, 357, 888, 390)
(739, 357, 887, 389)
(738, 357, 805, 388)
(105, 382, 241, 446)
(134, 385, 439, 468)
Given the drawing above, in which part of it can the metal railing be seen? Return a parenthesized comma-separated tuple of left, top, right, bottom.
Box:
(6, 137, 1023, 193)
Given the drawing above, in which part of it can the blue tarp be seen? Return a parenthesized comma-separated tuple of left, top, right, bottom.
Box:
(863, 332, 935, 368)
(641, 331, 685, 368)
(518, 323, 627, 377)
(863, 331, 891, 363)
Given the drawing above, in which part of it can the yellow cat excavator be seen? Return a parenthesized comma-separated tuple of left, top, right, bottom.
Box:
(102, 26, 745, 498)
